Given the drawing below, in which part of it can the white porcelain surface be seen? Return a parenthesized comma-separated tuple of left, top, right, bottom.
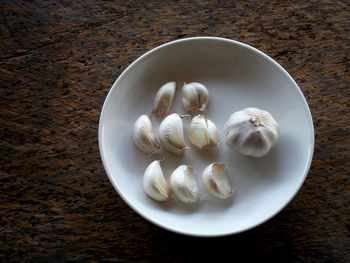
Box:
(98, 37, 314, 237)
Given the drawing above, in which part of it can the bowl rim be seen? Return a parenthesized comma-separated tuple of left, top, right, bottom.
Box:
(98, 36, 315, 237)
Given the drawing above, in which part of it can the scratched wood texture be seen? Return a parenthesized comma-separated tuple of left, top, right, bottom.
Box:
(0, 0, 349, 262)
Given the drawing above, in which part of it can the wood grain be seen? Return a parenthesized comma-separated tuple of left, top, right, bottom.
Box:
(0, 0, 349, 262)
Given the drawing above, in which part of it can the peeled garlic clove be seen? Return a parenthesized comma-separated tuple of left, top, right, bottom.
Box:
(133, 114, 160, 154)
(153, 81, 176, 117)
(202, 163, 233, 199)
(188, 115, 219, 149)
(143, 160, 171, 201)
(224, 107, 279, 157)
(170, 165, 200, 203)
(182, 82, 209, 113)
(159, 113, 188, 155)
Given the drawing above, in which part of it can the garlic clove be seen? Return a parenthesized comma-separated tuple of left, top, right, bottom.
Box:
(143, 160, 171, 201)
(202, 163, 233, 199)
(207, 118, 219, 147)
(153, 81, 176, 117)
(133, 114, 160, 154)
(170, 165, 200, 203)
(224, 107, 279, 157)
(189, 115, 209, 149)
(159, 113, 188, 155)
(182, 82, 209, 113)
(189, 115, 219, 149)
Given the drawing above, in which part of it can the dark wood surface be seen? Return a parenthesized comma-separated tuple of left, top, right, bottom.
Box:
(1, 0, 349, 262)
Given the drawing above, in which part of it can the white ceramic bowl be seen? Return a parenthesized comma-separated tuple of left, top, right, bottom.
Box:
(99, 37, 314, 237)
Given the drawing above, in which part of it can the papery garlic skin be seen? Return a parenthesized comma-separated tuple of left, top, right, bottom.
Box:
(159, 113, 188, 155)
(189, 115, 219, 149)
(143, 160, 171, 201)
(182, 82, 209, 113)
(133, 114, 160, 154)
(224, 107, 279, 157)
(170, 165, 200, 203)
(153, 81, 176, 117)
(202, 163, 233, 199)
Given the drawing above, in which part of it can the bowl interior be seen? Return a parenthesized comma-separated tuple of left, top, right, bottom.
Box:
(99, 37, 314, 236)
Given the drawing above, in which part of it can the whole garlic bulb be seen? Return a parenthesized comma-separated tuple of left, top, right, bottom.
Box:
(170, 165, 200, 203)
(189, 115, 219, 149)
(159, 113, 189, 155)
(143, 160, 171, 201)
(182, 82, 209, 113)
(224, 107, 279, 157)
(202, 163, 233, 199)
(133, 114, 160, 154)
(153, 81, 176, 118)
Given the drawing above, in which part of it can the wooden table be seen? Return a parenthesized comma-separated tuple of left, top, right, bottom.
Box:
(1, 1, 349, 261)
